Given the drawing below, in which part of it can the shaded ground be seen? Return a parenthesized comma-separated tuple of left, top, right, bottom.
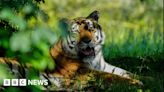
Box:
(57, 53, 164, 92)
(86, 52, 164, 92)
(1, 52, 163, 92)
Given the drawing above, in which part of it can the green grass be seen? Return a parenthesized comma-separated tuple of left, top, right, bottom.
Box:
(96, 53, 164, 92)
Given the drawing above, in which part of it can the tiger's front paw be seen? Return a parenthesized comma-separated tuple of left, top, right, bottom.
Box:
(130, 79, 143, 87)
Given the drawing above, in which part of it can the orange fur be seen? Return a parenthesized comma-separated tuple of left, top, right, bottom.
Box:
(50, 40, 82, 78)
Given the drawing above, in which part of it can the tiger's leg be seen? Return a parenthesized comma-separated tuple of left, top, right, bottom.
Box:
(90, 52, 133, 78)
(101, 61, 132, 78)
(102, 63, 143, 85)
(86, 52, 142, 85)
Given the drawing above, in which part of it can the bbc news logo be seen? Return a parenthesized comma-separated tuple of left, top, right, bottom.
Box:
(3, 79, 48, 86)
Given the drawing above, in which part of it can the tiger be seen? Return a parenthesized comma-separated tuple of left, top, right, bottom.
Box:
(0, 10, 142, 91)
(49, 10, 143, 88)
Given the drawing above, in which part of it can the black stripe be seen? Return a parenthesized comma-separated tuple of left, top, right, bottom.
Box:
(69, 46, 73, 49)
(112, 68, 116, 73)
(99, 30, 103, 43)
(66, 36, 73, 49)
(43, 74, 52, 85)
(121, 72, 128, 77)
(68, 33, 75, 46)
(93, 62, 99, 69)
(5, 60, 13, 71)
(18, 64, 26, 78)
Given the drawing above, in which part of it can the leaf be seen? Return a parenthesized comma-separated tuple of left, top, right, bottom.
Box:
(10, 31, 31, 53)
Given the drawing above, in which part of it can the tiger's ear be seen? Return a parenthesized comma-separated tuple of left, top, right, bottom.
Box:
(87, 10, 99, 21)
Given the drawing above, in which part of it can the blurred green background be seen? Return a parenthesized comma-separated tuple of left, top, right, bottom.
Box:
(0, 0, 163, 91)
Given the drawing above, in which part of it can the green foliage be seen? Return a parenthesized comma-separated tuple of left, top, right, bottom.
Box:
(0, 0, 55, 70)
(0, 0, 55, 91)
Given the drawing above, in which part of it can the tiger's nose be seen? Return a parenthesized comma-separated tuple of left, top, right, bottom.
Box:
(82, 37, 91, 43)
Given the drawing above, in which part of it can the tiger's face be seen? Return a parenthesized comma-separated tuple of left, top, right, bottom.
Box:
(61, 11, 105, 59)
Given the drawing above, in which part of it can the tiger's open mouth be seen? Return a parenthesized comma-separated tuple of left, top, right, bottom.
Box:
(79, 46, 95, 57)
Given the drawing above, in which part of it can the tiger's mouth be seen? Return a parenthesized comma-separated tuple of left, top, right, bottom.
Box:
(79, 46, 95, 57)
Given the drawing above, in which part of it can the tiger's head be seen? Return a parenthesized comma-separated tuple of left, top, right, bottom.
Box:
(60, 11, 105, 59)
